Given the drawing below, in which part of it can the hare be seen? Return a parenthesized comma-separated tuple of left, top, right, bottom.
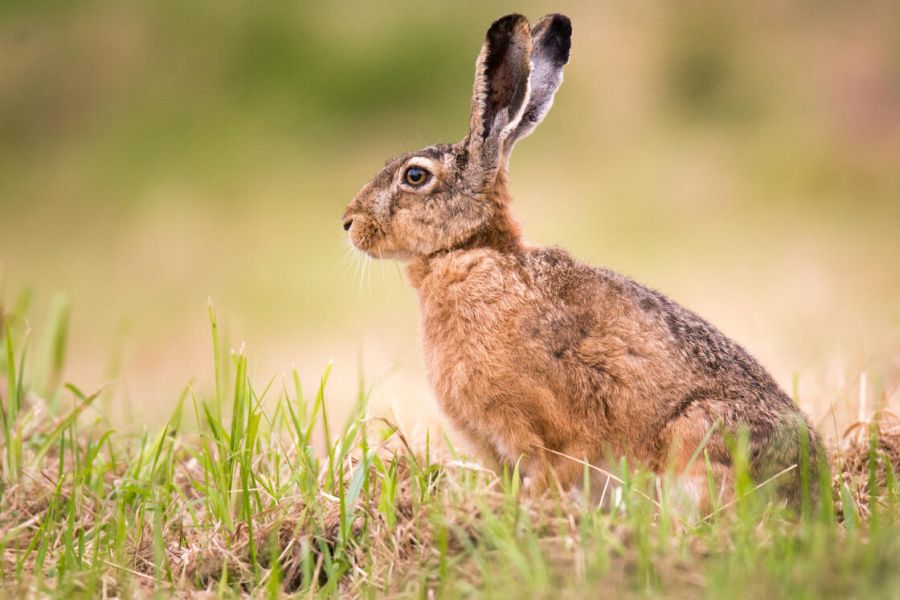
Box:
(342, 13, 821, 510)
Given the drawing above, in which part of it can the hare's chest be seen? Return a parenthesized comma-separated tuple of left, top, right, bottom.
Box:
(414, 254, 531, 409)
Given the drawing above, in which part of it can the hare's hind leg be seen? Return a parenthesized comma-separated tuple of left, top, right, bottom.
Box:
(659, 406, 733, 517)
(668, 456, 732, 518)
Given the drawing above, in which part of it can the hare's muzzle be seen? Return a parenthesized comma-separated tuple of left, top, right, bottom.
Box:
(342, 218, 353, 232)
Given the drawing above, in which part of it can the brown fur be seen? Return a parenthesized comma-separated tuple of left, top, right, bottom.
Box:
(342, 14, 822, 511)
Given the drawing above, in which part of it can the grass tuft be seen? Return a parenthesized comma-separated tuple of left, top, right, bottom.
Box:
(0, 300, 898, 597)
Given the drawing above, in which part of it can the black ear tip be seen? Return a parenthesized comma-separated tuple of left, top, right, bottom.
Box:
(535, 13, 572, 63)
(544, 14, 572, 43)
(487, 13, 529, 39)
(547, 14, 572, 34)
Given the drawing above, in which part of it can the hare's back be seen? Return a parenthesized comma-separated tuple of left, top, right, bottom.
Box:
(523, 246, 794, 414)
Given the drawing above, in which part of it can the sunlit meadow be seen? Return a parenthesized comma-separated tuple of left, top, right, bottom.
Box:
(1, 1, 899, 597)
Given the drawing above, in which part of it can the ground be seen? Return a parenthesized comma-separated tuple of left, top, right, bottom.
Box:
(1, 304, 899, 598)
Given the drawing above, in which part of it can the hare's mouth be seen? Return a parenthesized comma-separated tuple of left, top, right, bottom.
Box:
(346, 217, 383, 256)
(347, 221, 412, 260)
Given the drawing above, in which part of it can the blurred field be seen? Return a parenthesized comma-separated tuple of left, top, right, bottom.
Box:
(2, 3, 900, 598)
(1, 1, 899, 433)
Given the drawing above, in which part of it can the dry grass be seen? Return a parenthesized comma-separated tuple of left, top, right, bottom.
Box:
(832, 410, 900, 520)
(1, 305, 899, 598)
(2, 399, 899, 598)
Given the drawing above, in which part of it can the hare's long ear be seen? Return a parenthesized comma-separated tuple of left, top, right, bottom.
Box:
(466, 14, 533, 176)
(504, 14, 571, 154)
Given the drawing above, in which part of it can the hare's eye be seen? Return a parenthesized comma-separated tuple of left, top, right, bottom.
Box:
(403, 166, 430, 187)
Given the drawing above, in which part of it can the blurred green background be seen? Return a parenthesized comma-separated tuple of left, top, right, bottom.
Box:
(2, 1, 898, 431)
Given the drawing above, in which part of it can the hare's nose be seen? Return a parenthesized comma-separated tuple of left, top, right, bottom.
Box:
(342, 218, 353, 232)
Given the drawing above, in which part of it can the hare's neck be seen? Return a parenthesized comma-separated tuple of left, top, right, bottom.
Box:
(458, 173, 524, 253)
(406, 174, 523, 288)
(469, 201, 522, 252)
(406, 243, 523, 293)
(481, 170, 522, 250)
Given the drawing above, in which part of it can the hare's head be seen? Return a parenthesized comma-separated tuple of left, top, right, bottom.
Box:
(343, 14, 571, 259)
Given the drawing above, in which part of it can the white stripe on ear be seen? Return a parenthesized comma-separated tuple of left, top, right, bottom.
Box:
(499, 76, 532, 147)
(466, 14, 534, 175)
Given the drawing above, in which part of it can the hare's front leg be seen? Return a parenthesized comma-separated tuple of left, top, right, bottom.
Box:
(522, 444, 598, 497)
(482, 414, 548, 493)
(479, 405, 592, 497)
(463, 398, 553, 495)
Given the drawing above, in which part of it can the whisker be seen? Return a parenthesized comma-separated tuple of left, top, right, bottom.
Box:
(357, 254, 364, 292)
